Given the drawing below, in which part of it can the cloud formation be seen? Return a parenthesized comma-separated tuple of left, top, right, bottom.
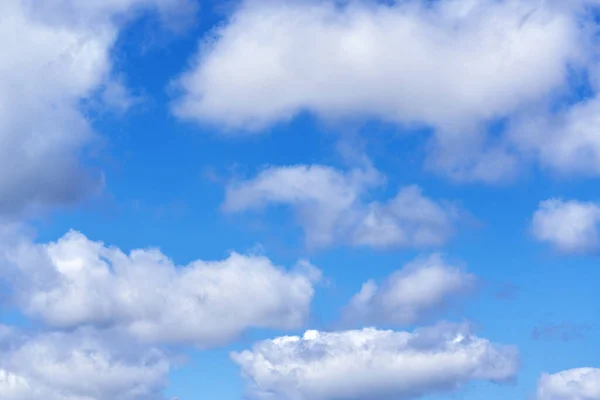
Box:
(223, 164, 457, 249)
(0, 0, 193, 216)
(345, 254, 476, 325)
(0, 327, 169, 400)
(531, 199, 600, 254)
(232, 323, 519, 400)
(0, 229, 320, 347)
(173, 0, 600, 182)
(174, 0, 577, 130)
(511, 97, 600, 177)
(537, 368, 600, 400)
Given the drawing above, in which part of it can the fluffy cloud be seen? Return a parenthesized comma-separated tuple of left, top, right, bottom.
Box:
(232, 323, 519, 400)
(537, 368, 600, 400)
(223, 164, 457, 249)
(174, 0, 578, 130)
(0, 0, 192, 216)
(345, 254, 476, 325)
(531, 199, 600, 253)
(0, 327, 169, 400)
(511, 96, 600, 176)
(172, 0, 598, 181)
(0, 229, 320, 347)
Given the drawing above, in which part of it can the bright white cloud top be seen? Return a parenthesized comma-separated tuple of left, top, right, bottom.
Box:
(537, 368, 600, 400)
(0, 229, 320, 347)
(346, 254, 476, 325)
(232, 323, 519, 400)
(531, 199, 600, 254)
(223, 164, 456, 249)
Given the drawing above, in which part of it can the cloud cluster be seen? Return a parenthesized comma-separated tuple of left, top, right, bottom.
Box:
(0, 229, 320, 347)
(345, 254, 476, 325)
(0, 327, 169, 400)
(173, 0, 600, 181)
(0, 1, 198, 398)
(537, 368, 600, 400)
(224, 164, 457, 249)
(232, 323, 519, 400)
(531, 199, 600, 254)
(4, 0, 600, 398)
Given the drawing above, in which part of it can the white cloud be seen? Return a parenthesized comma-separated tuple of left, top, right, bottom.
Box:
(531, 199, 600, 254)
(172, 0, 594, 182)
(0, 229, 320, 347)
(537, 368, 600, 400)
(0, 327, 170, 400)
(223, 164, 457, 249)
(0, 0, 193, 216)
(345, 254, 476, 325)
(100, 80, 143, 112)
(174, 0, 578, 130)
(232, 323, 519, 400)
(511, 97, 600, 176)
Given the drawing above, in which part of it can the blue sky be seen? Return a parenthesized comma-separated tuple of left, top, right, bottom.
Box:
(2, 0, 600, 399)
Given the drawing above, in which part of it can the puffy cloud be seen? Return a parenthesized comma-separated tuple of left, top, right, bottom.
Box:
(232, 323, 519, 400)
(172, 0, 595, 182)
(537, 368, 600, 400)
(223, 164, 457, 249)
(345, 254, 476, 325)
(531, 199, 600, 254)
(0, 229, 320, 347)
(174, 0, 578, 130)
(0, 327, 170, 400)
(511, 97, 600, 176)
(0, 0, 193, 216)
(0, 0, 109, 215)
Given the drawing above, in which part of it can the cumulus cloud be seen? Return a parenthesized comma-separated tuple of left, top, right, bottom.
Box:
(223, 164, 457, 249)
(0, 327, 170, 400)
(511, 96, 600, 176)
(0, 229, 320, 347)
(345, 254, 476, 325)
(531, 199, 600, 254)
(174, 0, 578, 130)
(232, 323, 519, 400)
(537, 368, 600, 400)
(172, 0, 600, 181)
(0, 0, 193, 216)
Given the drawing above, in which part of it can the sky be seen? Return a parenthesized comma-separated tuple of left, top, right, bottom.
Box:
(1, 0, 600, 399)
